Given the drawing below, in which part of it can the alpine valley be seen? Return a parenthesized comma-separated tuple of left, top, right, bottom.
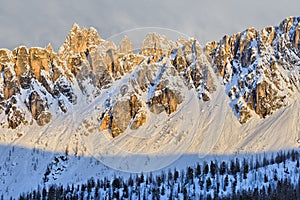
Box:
(0, 16, 299, 199)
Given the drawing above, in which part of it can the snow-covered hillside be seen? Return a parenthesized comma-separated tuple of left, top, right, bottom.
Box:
(16, 149, 300, 199)
(0, 16, 299, 198)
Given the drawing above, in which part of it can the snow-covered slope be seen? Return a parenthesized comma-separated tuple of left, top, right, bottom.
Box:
(0, 17, 299, 198)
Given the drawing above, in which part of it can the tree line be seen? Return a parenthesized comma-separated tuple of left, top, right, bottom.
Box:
(13, 149, 300, 200)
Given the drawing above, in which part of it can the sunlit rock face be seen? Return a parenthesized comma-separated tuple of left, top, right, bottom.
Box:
(0, 22, 215, 136)
(0, 44, 76, 128)
(97, 34, 215, 137)
(206, 16, 300, 123)
(0, 16, 299, 136)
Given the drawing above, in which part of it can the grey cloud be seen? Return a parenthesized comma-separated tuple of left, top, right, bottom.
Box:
(0, 0, 299, 50)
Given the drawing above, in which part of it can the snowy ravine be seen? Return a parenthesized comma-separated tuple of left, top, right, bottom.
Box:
(0, 16, 299, 199)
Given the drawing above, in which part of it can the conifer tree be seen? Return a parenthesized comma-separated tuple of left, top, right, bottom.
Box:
(210, 161, 217, 178)
(224, 175, 229, 191)
(204, 163, 209, 175)
(220, 161, 226, 175)
(196, 163, 201, 177)
(174, 169, 179, 181)
(243, 158, 249, 179)
(206, 177, 212, 191)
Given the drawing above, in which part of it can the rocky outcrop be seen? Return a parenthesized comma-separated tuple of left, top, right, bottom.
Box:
(25, 91, 52, 126)
(0, 24, 147, 130)
(98, 60, 187, 138)
(99, 93, 146, 137)
(0, 43, 77, 128)
(96, 33, 217, 137)
(179, 39, 216, 101)
(206, 16, 300, 123)
(117, 36, 133, 55)
(149, 86, 183, 115)
(5, 97, 26, 129)
(58, 24, 145, 100)
(59, 23, 103, 61)
(58, 24, 106, 98)
(140, 33, 174, 61)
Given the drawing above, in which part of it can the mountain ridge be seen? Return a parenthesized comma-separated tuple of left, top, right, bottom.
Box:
(0, 16, 299, 154)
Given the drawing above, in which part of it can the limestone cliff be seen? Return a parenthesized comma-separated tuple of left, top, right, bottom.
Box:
(0, 45, 76, 128)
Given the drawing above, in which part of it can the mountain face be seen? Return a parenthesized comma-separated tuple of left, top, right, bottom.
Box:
(206, 16, 300, 123)
(0, 17, 299, 150)
(0, 24, 216, 138)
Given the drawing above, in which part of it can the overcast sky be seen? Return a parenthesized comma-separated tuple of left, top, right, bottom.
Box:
(1, 0, 300, 51)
